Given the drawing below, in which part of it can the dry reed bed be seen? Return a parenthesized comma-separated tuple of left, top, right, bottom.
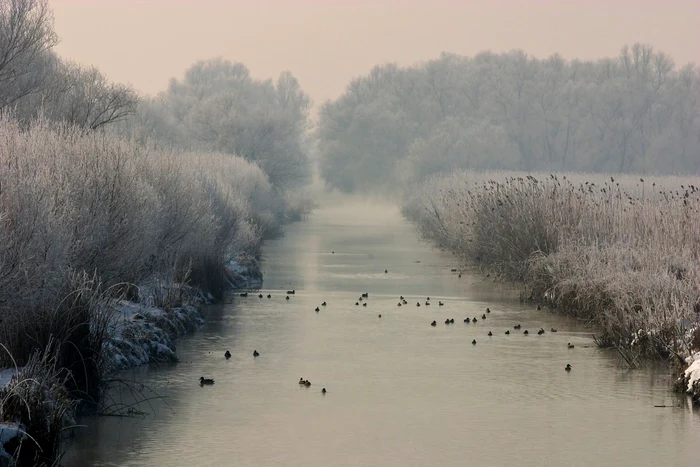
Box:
(403, 170, 700, 400)
(0, 115, 287, 463)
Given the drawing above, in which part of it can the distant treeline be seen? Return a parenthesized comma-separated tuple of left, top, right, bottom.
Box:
(318, 45, 700, 193)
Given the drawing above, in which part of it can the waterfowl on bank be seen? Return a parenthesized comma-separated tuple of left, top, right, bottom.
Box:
(523, 330, 529, 335)
(224, 350, 231, 359)
(550, 328, 557, 332)
(267, 294, 271, 298)
(472, 339, 477, 345)
(439, 301, 444, 306)
(565, 364, 572, 372)
(199, 377, 215, 385)
(315, 307, 320, 312)
(486, 308, 491, 313)
(488, 331, 493, 336)
(431, 321, 437, 326)
(287, 290, 296, 295)
(568, 343, 575, 349)
(253, 350, 260, 357)
(505, 330, 510, 335)
(537, 328, 545, 335)
(464, 318, 470, 323)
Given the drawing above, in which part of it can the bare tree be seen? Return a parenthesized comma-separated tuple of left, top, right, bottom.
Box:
(0, 0, 58, 108)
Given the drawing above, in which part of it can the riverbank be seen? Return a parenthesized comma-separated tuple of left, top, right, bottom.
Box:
(402, 170, 700, 404)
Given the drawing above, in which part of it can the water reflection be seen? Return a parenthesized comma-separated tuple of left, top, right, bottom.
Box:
(63, 199, 700, 467)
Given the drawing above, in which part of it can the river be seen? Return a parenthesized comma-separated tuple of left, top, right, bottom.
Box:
(63, 198, 700, 467)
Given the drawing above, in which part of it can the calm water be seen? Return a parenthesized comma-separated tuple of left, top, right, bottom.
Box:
(64, 199, 700, 467)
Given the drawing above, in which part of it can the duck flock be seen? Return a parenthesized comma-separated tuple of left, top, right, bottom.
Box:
(199, 285, 576, 389)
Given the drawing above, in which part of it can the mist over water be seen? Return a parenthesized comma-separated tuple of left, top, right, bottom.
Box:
(63, 197, 700, 467)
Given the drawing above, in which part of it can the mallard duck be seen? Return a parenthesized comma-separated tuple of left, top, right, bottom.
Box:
(385, 269, 388, 273)
(305, 380, 311, 387)
(445, 319, 450, 324)
(425, 301, 430, 306)
(362, 302, 367, 307)
(299, 378, 306, 384)
(397, 302, 402, 307)
(286, 296, 290, 300)
(439, 301, 444, 306)
(565, 364, 572, 372)
(537, 328, 545, 335)
(550, 328, 557, 332)
(315, 307, 320, 312)
(199, 377, 215, 385)
(427, 297, 430, 301)
(402, 300, 407, 305)
(451, 268, 457, 272)
(464, 317, 470, 323)
(322, 388, 327, 394)
(416, 302, 421, 307)
(362, 293, 369, 298)
(567, 343, 575, 349)
(514, 324, 521, 329)
(431, 321, 437, 326)
(505, 330, 510, 335)
(449, 318, 454, 324)
(267, 294, 271, 298)
(523, 330, 529, 335)
(400, 296, 404, 300)
(472, 339, 477, 345)
(258, 294, 263, 298)
(486, 308, 491, 313)
(224, 350, 231, 359)
(287, 290, 296, 295)
(240, 292, 248, 297)
(481, 313, 486, 319)
(322, 302, 327, 306)
(458, 274, 462, 278)
(355, 302, 359, 306)
(359, 297, 363, 301)
(378, 314, 381, 318)
(488, 331, 493, 336)
(473, 317, 478, 322)
(253, 350, 260, 357)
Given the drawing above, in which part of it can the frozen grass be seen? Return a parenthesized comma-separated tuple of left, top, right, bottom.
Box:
(403, 170, 700, 397)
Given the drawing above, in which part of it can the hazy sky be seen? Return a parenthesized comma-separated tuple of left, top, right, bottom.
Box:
(51, 0, 699, 105)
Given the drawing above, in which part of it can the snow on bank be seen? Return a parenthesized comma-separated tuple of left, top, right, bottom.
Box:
(682, 352, 700, 403)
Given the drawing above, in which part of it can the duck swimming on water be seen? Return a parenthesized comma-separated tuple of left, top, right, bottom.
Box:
(224, 350, 231, 359)
(431, 321, 437, 326)
(253, 350, 260, 357)
(565, 364, 572, 372)
(199, 377, 215, 385)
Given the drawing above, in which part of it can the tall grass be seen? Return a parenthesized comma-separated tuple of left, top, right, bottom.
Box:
(403, 170, 700, 361)
(0, 114, 280, 369)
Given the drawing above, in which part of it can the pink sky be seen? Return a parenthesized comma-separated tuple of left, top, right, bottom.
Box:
(50, 0, 700, 104)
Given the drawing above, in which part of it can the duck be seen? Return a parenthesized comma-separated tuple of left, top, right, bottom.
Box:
(355, 302, 359, 306)
(425, 301, 430, 306)
(473, 317, 478, 322)
(451, 268, 457, 272)
(267, 294, 271, 298)
(299, 378, 306, 385)
(315, 307, 320, 312)
(287, 290, 296, 295)
(481, 313, 486, 319)
(514, 324, 521, 329)
(385, 269, 388, 273)
(322, 388, 327, 394)
(400, 296, 405, 300)
(565, 364, 572, 372)
(253, 350, 260, 357)
(445, 319, 450, 325)
(550, 328, 557, 332)
(488, 331, 493, 336)
(537, 328, 545, 335)
(537, 305, 542, 310)
(359, 297, 363, 301)
(523, 330, 529, 335)
(449, 318, 454, 324)
(472, 339, 477, 345)
(240, 292, 248, 297)
(464, 318, 470, 323)
(458, 274, 462, 278)
(402, 300, 408, 305)
(199, 377, 215, 385)
(397, 302, 402, 307)
(439, 301, 444, 306)
(258, 294, 263, 298)
(305, 380, 311, 387)
(427, 297, 431, 301)
(416, 302, 421, 307)
(286, 296, 290, 300)
(224, 350, 231, 359)
(486, 308, 491, 313)
(378, 314, 382, 318)
(322, 302, 327, 306)
(505, 330, 510, 335)
(431, 321, 437, 326)
(362, 302, 367, 307)
(362, 293, 369, 298)
(567, 343, 575, 349)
